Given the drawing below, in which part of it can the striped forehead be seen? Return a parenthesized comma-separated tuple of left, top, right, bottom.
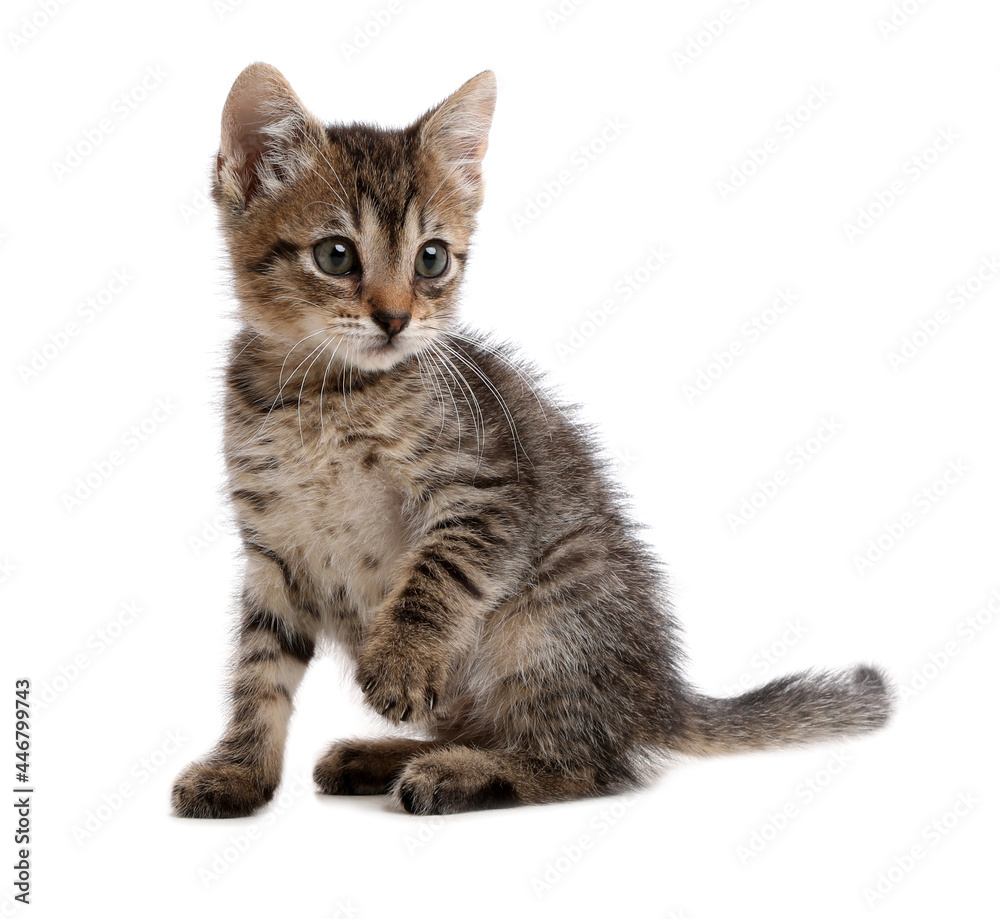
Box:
(323, 123, 422, 256)
(355, 194, 424, 279)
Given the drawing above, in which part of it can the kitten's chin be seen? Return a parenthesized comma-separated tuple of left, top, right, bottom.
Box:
(350, 340, 419, 374)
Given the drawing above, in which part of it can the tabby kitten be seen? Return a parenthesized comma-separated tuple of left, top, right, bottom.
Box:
(171, 64, 892, 818)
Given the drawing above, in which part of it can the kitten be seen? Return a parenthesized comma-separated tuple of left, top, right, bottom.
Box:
(171, 63, 892, 818)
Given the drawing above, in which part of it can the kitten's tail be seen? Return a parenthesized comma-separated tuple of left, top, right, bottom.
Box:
(672, 664, 894, 756)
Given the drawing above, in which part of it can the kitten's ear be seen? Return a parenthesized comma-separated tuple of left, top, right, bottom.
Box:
(216, 62, 319, 208)
(418, 71, 497, 199)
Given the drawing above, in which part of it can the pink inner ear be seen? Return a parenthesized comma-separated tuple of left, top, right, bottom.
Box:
(218, 63, 312, 202)
(219, 107, 272, 201)
(421, 71, 497, 168)
(221, 87, 281, 162)
(235, 127, 268, 160)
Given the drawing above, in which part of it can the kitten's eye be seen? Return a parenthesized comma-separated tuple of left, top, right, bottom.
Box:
(313, 237, 357, 276)
(415, 240, 449, 279)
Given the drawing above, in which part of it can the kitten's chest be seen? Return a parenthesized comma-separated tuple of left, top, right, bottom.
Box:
(230, 416, 421, 617)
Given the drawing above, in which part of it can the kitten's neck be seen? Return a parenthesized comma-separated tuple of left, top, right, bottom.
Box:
(225, 324, 454, 464)
(230, 326, 420, 402)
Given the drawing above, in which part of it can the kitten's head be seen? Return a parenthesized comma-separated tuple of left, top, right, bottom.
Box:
(213, 63, 496, 373)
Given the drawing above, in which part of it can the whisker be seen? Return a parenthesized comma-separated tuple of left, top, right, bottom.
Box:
(426, 343, 470, 469)
(300, 132, 350, 211)
(255, 328, 331, 438)
(428, 340, 487, 477)
(298, 336, 334, 449)
(318, 338, 344, 435)
(422, 141, 473, 215)
(434, 339, 530, 478)
(427, 326, 566, 433)
(231, 330, 263, 361)
(415, 351, 450, 454)
(341, 341, 355, 425)
(426, 180, 470, 218)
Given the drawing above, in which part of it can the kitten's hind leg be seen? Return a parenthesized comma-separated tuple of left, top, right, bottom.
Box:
(393, 746, 599, 816)
(314, 737, 445, 796)
(172, 559, 318, 818)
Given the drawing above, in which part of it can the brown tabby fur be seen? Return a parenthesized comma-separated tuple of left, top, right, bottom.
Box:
(171, 64, 892, 819)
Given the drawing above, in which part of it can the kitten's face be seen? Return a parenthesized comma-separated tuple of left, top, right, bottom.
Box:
(213, 64, 496, 374)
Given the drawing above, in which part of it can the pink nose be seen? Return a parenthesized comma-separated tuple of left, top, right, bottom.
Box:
(372, 310, 411, 339)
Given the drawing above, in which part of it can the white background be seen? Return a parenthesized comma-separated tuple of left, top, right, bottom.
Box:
(2, 0, 997, 916)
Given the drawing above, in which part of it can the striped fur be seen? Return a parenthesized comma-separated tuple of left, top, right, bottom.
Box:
(171, 64, 893, 819)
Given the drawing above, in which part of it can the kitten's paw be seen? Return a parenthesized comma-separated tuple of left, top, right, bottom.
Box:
(171, 759, 275, 819)
(313, 741, 394, 795)
(394, 751, 519, 816)
(355, 635, 444, 724)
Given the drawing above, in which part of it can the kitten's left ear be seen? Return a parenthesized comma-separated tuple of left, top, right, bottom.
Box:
(417, 71, 497, 198)
(216, 62, 321, 208)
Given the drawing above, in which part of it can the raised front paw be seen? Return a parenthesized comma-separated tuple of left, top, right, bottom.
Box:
(355, 630, 445, 724)
(171, 758, 275, 819)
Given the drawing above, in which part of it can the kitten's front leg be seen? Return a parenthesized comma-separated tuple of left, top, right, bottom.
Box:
(172, 557, 317, 818)
(356, 503, 522, 724)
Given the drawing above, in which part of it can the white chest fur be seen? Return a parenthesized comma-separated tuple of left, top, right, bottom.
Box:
(229, 413, 423, 643)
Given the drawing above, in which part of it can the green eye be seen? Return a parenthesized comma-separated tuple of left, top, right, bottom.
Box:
(313, 237, 357, 276)
(415, 240, 448, 278)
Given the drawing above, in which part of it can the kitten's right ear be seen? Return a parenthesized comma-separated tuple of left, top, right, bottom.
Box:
(417, 71, 497, 202)
(216, 62, 318, 208)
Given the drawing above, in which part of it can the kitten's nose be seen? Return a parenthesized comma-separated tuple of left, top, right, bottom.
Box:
(372, 310, 411, 340)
